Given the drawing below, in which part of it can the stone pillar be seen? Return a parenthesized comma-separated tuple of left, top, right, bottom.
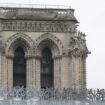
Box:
(32, 57, 36, 87)
(35, 57, 41, 88)
(30, 58, 33, 87)
(26, 58, 33, 87)
(79, 57, 82, 88)
(0, 20, 2, 31)
(0, 36, 2, 86)
(53, 56, 61, 89)
(82, 57, 86, 88)
(72, 56, 83, 89)
(0, 53, 2, 86)
(75, 57, 80, 89)
(78, 57, 87, 89)
(2, 55, 8, 87)
(68, 57, 72, 88)
(71, 57, 75, 89)
(26, 59, 29, 87)
(61, 56, 70, 89)
(7, 57, 13, 87)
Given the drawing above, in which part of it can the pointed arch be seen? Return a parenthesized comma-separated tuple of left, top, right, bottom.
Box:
(33, 33, 65, 57)
(5, 33, 33, 57)
(33, 33, 64, 88)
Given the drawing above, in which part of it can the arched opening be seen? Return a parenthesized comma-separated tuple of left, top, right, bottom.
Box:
(41, 47, 54, 88)
(13, 47, 26, 88)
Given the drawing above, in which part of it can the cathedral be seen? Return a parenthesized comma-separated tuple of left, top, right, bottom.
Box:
(0, 6, 89, 89)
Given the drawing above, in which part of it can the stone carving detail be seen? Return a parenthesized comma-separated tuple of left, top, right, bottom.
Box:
(33, 33, 65, 56)
(72, 48, 81, 58)
(0, 8, 78, 32)
(1, 21, 76, 32)
(5, 33, 33, 57)
(68, 31, 90, 58)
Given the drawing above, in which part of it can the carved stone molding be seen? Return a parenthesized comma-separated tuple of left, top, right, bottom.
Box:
(5, 33, 33, 57)
(6, 53, 14, 59)
(33, 33, 65, 56)
(53, 55, 62, 59)
(1, 21, 76, 32)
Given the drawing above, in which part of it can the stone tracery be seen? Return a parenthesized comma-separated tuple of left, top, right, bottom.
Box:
(5, 33, 33, 58)
(33, 33, 65, 57)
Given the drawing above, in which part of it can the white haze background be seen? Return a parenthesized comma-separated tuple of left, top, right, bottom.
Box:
(0, 0, 105, 89)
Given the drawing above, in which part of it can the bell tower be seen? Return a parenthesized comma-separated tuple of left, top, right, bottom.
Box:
(0, 4, 89, 89)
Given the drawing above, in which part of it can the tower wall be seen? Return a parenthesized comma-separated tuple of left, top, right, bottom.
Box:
(0, 7, 89, 89)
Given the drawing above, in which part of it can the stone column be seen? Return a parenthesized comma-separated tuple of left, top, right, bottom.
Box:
(61, 56, 70, 89)
(53, 56, 61, 89)
(0, 20, 2, 31)
(30, 58, 33, 87)
(79, 57, 82, 88)
(26, 59, 29, 87)
(72, 56, 83, 89)
(2, 55, 8, 87)
(32, 57, 36, 87)
(71, 57, 75, 89)
(0, 53, 2, 86)
(35, 57, 41, 88)
(26, 57, 33, 87)
(7, 57, 13, 88)
(78, 57, 87, 89)
(68, 57, 72, 88)
(75, 57, 80, 89)
(82, 57, 86, 88)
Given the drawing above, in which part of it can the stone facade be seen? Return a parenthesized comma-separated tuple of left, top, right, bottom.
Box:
(0, 7, 89, 89)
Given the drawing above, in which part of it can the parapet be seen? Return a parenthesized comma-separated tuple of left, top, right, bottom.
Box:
(0, 4, 78, 22)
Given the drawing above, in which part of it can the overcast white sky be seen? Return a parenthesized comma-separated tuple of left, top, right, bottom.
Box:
(0, 0, 105, 89)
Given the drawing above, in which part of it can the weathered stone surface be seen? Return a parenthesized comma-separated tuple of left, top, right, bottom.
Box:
(0, 7, 78, 21)
(0, 6, 89, 89)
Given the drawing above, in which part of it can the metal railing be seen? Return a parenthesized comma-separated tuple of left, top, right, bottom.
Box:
(0, 5, 75, 20)
(0, 87, 105, 105)
(0, 3, 71, 9)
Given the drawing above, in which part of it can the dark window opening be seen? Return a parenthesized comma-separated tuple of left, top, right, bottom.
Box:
(13, 47, 26, 88)
(41, 47, 54, 88)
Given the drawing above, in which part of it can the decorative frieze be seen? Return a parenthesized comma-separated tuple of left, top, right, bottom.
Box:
(1, 21, 76, 32)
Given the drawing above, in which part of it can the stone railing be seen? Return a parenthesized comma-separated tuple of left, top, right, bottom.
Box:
(0, 87, 105, 105)
(0, 3, 71, 9)
(0, 5, 78, 22)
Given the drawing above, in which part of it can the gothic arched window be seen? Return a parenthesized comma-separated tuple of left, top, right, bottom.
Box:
(41, 47, 54, 88)
(13, 47, 26, 88)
